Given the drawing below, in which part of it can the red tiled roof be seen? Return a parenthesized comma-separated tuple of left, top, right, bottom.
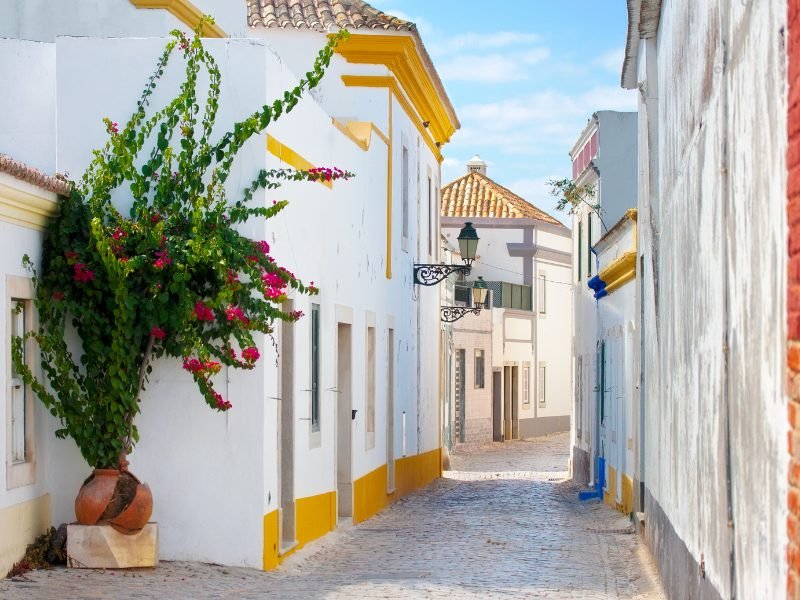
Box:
(0, 154, 71, 196)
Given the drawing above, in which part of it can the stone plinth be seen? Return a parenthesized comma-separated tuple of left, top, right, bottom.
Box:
(67, 523, 158, 569)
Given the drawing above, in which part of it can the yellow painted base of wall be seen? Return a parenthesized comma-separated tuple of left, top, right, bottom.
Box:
(603, 466, 634, 515)
(0, 494, 51, 577)
(353, 447, 441, 524)
(262, 448, 442, 570)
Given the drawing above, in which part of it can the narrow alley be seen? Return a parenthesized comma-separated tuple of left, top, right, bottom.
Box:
(0, 433, 663, 599)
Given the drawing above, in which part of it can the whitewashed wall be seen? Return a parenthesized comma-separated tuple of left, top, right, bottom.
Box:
(0, 0, 247, 41)
(636, 1, 787, 597)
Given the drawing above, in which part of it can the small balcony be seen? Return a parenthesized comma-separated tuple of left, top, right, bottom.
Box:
(455, 281, 533, 311)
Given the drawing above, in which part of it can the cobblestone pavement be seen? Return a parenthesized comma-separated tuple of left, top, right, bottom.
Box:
(0, 432, 663, 599)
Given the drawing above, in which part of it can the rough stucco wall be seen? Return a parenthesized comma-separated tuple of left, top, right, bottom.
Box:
(644, 1, 787, 597)
(789, 0, 800, 597)
(0, 39, 56, 173)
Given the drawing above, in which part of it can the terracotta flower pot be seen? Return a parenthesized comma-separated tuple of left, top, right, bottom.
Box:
(75, 468, 153, 534)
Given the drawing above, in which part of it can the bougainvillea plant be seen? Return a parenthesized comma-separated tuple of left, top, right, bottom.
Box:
(11, 20, 353, 469)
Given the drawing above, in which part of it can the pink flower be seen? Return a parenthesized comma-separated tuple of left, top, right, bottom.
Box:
(242, 347, 260, 362)
(264, 287, 286, 301)
(150, 213, 161, 224)
(194, 302, 214, 322)
(150, 326, 166, 340)
(153, 249, 171, 269)
(213, 391, 232, 411)
(289, 309, 304, 321)
(254, 240, 270, 255)
(226, 270, 239, 285)
(182, 358, 220, 376)
(262, 272, 286, 289)
(52, 290, 64, 301)
(73, 263, 94, 283)
(112, 227, 127, 240)
(225, 305, 249, 324)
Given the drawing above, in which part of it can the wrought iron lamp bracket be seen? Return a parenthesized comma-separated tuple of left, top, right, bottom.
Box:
(440, 306, 482, 323)
(413, 263, 471, 286)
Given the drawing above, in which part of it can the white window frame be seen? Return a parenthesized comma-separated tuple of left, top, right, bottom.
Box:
(538, 270, 547, 316)
(522, 365, 531, 406)
(538, 361, 547, 406)
(366, 323, 376, 450)
(309, 303, 322, 448)
(6, 275, 36, 490)
(401, 142, 410, 252)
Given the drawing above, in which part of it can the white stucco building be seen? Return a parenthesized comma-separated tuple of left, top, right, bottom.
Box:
(622, 1, 787, 598)
(568, 111, 637, 488)
(441, 157, 572, 447)
(0, 0, 457, 574)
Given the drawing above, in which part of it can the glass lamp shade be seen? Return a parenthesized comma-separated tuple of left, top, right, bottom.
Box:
(457, 221, 479, 265)
(472, 276, 488, 306)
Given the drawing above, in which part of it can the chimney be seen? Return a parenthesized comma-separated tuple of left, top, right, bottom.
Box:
(466, 154, 487, 176)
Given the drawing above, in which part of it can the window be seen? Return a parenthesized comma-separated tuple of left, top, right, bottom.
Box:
(366, 326, 376, 449)
(474, 349, 485, 389)
(538, 362, 546, 406)
(401, 145, 409, 249)
(538, 273, 547, 315)
(7, 276, 36, 489)
(427, 175, 433, 257)
(523, 366, 530, 405)
(600, 340, 606, 424)
(587, 214, 593, 277)
(310, 303, 320, 432)
(577, 221, 583, 281)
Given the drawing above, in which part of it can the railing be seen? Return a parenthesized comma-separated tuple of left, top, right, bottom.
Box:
(454, 281, 532, 311)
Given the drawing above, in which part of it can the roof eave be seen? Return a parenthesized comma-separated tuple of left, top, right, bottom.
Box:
(622, 0, 662, 90)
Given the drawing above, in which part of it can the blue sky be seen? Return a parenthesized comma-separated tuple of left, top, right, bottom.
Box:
(369, 0, 637, 222)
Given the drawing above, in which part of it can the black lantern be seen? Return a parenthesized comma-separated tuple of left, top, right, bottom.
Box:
(457, 222, 479, 267)
(472, 276, 488, 307)
(414, 222, 480, 286)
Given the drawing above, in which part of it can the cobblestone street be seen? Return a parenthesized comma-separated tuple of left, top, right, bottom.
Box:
(0, 433, 663, 599)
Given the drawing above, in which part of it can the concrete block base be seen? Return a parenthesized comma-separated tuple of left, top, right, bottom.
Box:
(67, 523, 158, 569)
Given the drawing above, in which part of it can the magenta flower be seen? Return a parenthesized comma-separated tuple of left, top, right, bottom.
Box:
(150, 326, 166, 340)
(225, 304, 248, 324)
(254, 240, 270, 255)
(73, 263, 94, 283)
(194, 302, 214, 322)
(242, 347, 260, 362)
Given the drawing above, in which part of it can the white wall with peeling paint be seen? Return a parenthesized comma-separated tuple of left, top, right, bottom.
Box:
(633, 1, 788, 597)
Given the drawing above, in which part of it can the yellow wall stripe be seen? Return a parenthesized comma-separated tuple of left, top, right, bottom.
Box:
(129, 0, 227, 37)
(267, 134, 333, 189)
(262, 448, 442, 570)
(332, 119, 389, 151)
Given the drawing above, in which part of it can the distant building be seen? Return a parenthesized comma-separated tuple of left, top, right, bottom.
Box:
(441, 157, 572, 448)
(568, 112, 637, 488)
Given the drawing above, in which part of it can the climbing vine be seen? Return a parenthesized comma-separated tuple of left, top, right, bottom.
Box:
(11, 20, 352, 468)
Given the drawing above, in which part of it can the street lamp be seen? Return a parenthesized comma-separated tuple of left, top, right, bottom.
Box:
(414, 222, 480, 286)
(440, 277, 489, 323)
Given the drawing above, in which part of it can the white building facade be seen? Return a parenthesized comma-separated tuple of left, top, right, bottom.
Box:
(0, 0, 457, 573)
(442, 158, 572, 447)
(569, 111, 637, 487)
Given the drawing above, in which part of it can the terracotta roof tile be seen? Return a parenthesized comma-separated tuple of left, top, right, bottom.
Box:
(247, 0, 415, 32)
(441, 172, 563, 226)
(0, 154, 71, 196)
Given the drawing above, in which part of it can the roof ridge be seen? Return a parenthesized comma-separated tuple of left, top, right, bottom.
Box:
(0, 153, 71, 196)
(441, 170, 562, 226)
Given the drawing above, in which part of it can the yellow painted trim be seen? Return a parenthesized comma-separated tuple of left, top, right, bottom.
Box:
(0, 180, 59, 230)
(599, 250, 637, 294)
(332, 119, 389, 151)
(267, 134, 333, 190)
(621, 474, 634, 515)
(129, 0, 227, 37)
(386, 90, 393, 279)
(262, 509, 279, 570)
(0, 494, 51, 577)
(352, 447, 441, 523)
(341, 75, 442, 163)
(333, 34, 457, 146)
(604, 465, 617, 508)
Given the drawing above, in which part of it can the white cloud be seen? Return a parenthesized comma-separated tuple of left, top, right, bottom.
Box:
(594, 47, 625, 74)
(438, 48, 551, 83)
(446, 86, 637, 167)
(429, 31, 543, 56)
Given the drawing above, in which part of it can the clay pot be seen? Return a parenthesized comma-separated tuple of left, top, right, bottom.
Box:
(75, 468, 153, 534)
